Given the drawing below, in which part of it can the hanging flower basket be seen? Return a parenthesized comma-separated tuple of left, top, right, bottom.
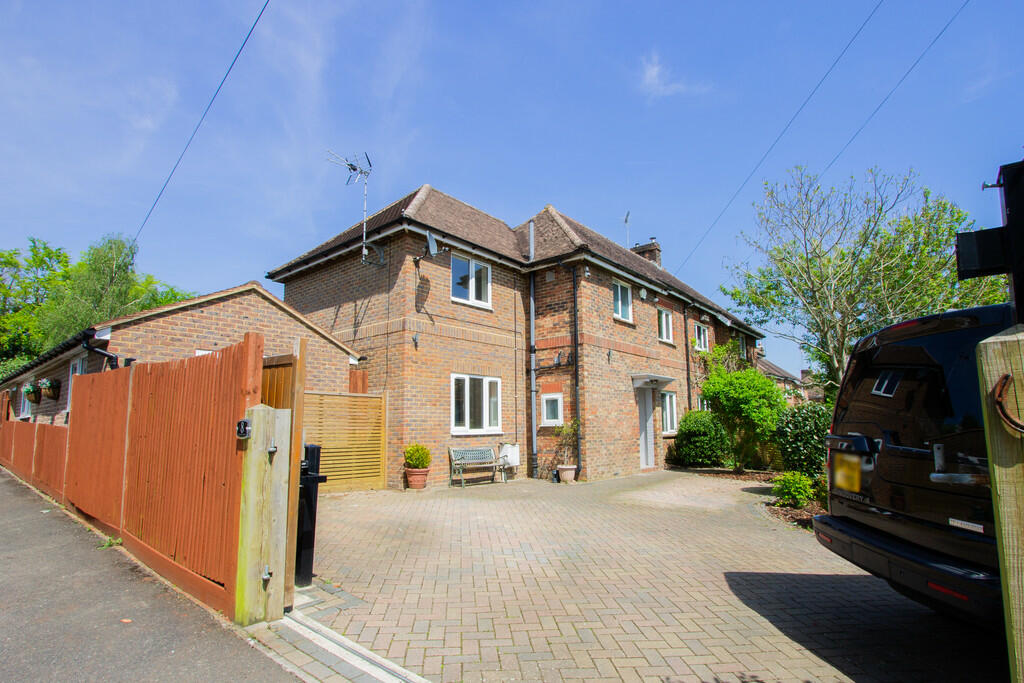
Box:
(39, 377, 61, 400)
(22, 383, 41, 404)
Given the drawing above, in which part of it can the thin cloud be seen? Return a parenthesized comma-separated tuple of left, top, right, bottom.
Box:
(639, 51, 710, 98)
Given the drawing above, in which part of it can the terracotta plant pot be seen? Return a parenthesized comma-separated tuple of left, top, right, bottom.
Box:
(406, 467, 430, 489)
(556, 465, 576, 483)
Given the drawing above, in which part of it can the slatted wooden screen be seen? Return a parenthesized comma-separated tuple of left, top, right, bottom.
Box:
(262, 354, 295, 410)
(303, 392, 386, 492)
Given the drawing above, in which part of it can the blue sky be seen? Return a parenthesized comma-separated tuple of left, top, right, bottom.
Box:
(1, 1, 1020, 376)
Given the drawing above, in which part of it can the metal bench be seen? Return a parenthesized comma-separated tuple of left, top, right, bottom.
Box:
(448, 446, 506, 488)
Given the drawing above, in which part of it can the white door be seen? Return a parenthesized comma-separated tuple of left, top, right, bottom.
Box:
(636, 388, 655, 468)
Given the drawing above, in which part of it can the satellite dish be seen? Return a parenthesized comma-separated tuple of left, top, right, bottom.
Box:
(426, 232, 439, 257)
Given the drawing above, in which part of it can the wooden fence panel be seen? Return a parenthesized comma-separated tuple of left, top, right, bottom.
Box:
(304, 392, 386, 492)
(32, 423, 68, 501)
(65, 367, 131, 529)
(261, 355, 295, 410)
(121, 333, 262, 594)
(11, 420, 37, 481)
(0, 420, 13, 467)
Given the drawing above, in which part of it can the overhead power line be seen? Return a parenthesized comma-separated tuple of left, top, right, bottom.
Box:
(130, 0, 271, 250)
(673, 0, 885, 275)
(819, 0, 971, 178)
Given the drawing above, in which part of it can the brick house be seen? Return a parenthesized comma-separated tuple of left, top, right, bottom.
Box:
(1, 281, 360, 425)
(268, 186, 762, 487)
(756, 356, 807, 405)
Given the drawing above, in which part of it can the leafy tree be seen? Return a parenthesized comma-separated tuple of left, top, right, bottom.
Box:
(724, 167, 1007, 393)
(700, 366, 787, 472)
(0, 239, 69, 369)
(35, 235, 191, 347)
(0, 235, 191, 374)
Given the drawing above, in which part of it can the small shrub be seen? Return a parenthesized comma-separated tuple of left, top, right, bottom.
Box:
(772, 471, 813, 508)
(404, 443, 431, 469)
(812, 471, 829, 507)
(775, 402, 832, 477)
(671, 411, 730, 467)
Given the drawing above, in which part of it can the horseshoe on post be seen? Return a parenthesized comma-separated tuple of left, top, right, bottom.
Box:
(995, 373, 1024, 434)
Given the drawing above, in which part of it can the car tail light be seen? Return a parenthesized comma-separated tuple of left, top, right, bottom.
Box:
(927, 581, 968, 601)
(816, 532, 832, 544)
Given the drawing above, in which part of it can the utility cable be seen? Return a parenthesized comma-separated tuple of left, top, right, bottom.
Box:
(819, 0, 970, 178)
(673, 0, 885, 275)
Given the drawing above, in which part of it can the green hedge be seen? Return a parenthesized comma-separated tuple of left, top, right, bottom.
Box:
(671, 410, 730, 467)
(772, 471, 814, 508)
(775, 402, 832, 477)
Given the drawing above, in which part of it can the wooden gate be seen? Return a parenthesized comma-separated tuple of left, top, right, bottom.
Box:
(303, 392, 386, 492)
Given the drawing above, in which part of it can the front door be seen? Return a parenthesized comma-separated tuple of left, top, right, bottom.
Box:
(636, 388, 654, 468)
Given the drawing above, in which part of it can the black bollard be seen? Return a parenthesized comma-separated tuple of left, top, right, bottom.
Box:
(295, 443, 327, 587)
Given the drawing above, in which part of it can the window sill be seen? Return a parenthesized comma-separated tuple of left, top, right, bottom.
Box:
(613, 316, 635, 327)
(658, 338, 675, 347)
(451, 429, 504, 436)
(540, 422, 564, 428)
(661, 431, 677, 438)
(451, 296, 493, 311)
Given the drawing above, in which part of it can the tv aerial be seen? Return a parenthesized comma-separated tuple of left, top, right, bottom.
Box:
(327, 150, 383, 267)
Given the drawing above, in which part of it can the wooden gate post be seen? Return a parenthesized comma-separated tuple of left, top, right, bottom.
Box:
(234, 404, 291, 626)
(978, 324, 1024, 682)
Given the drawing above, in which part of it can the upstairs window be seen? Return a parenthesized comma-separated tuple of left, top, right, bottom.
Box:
(613, 281, 632, 322)
(451, 254, 491, 308)
(698, 396, 711, 412)
(694, 323, 709, 352)
(658, 308, 673, 343)
(451, 373, 501, 434)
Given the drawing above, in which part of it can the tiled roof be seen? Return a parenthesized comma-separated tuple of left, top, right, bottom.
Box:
(757, 357, 801, 383)
(514, 206, 760, 337)
(268, 185, 520, 279)
(269, 186, 760, 337)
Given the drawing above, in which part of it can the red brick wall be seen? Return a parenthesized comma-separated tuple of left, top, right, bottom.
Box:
(283, 231, 527, 488)
(105, 289, 352, 393)
(1, 352, 104, 425)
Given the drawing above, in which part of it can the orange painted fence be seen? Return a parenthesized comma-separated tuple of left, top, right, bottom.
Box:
(0, 333, 266, 621)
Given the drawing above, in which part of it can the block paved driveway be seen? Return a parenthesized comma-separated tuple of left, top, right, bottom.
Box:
(308, 471, 1007, 682)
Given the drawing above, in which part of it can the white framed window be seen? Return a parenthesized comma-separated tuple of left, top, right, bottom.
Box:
(661, 391, 677, 434)
(68, 355, 87, 385)
(612, 280, 632, 322)
(194, 349, 212, 356)
(451, 373, 501, 434)
(871, 370, 902, 398)
(18, 382, 33, 419)
(737, 335, 746, 359)
(657, 308, 673, 343)
(698, 396, 711, 412)
(451, 254, 491, 308)
(694, 323, 709, 351)
(540, 393, 564, 427)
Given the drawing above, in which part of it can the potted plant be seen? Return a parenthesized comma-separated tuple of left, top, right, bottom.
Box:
(22, 382, 41, 404)
(38, 377, 60, 400)
(404, 443, 432, 489)
(555, 418, 580, 483)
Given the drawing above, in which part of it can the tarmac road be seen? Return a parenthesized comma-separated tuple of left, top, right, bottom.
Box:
(0, 469, 296, 682)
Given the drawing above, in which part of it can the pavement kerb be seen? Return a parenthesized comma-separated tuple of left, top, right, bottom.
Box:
(0, 466, 306, 681)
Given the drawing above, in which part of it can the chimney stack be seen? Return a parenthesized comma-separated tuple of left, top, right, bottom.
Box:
(630, 237, 661, 267)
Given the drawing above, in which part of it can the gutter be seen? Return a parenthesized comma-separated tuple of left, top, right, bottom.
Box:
(568, 264, 582, 477)
(683, 302, 693, 411)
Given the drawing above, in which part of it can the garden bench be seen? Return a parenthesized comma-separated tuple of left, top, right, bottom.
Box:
(448, 446, 506, 488)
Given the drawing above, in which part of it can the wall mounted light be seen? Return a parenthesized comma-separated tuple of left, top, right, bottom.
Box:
(607, 349, 612, 362)
(584, 265, 591, 277)
(412, 333, 420, 349)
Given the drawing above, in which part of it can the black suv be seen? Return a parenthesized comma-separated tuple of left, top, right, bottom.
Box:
(813, 303, 1012, 623)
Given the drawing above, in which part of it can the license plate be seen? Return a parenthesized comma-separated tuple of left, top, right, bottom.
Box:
(834, 452, 862, 492)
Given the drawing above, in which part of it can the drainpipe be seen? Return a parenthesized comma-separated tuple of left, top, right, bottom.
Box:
(683, 303, 693, 410)
(528, 220, 538, 477)
(570, 265, 582, 477)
